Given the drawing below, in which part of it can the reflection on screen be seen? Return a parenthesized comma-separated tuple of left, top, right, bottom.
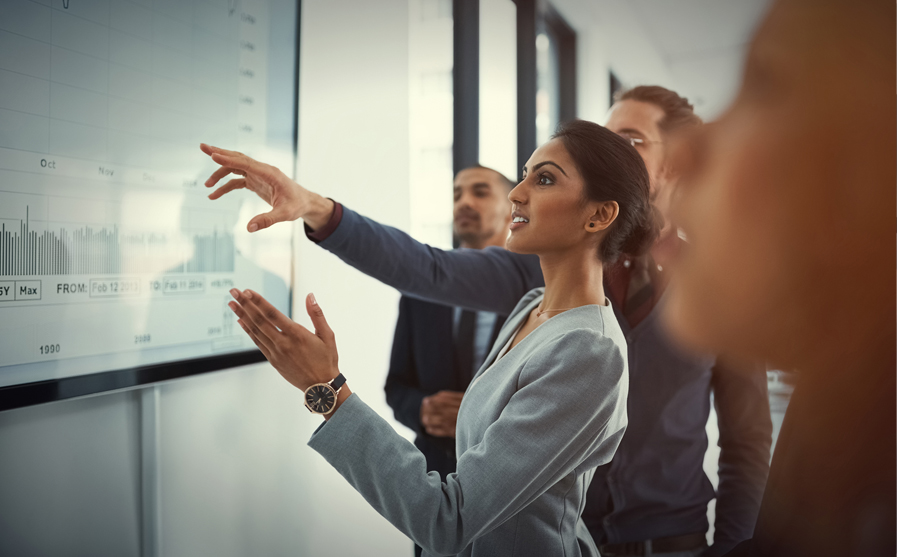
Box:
(0, 0, 295, 388)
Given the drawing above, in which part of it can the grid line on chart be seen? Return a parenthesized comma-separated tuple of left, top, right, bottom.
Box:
(1, 105, 132, 135)
(107, 0, 111, 149)
(0, 150, 186, 185)
(47, 7, 52, 154)
(1, 0, 261, 170)
(0, 22, 242, 81)
(0, 103, 223, 161)
(0, 66, 236, 125)
(25, 0, 247, 47)
(23, 0, 111, 31)
(0, 28, 238, 103)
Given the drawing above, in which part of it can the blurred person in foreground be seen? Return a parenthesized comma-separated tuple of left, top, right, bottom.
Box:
(199, 84, 772, 556)
(664, 0, 895, 555)
(386, 166, 511, 556)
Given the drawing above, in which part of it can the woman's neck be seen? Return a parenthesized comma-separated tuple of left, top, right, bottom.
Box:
(537, 247, 606, 314)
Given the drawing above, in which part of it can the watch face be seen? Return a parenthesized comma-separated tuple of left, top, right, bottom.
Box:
(305, 384, 336, 414)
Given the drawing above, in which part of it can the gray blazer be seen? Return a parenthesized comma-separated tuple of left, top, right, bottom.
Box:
(309, 288, 629, 556)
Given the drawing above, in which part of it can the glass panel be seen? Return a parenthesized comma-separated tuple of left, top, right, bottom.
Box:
(536, 31, 560, 146)
(479, 0, 517, 181)
(408, 0, 454, 248)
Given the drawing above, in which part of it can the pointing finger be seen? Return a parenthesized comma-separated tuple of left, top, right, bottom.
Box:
(208, 178, 246, 200)
(205, 166, 239, 188)
(200, 143, 244, 158)
(211, 152, 253, 174)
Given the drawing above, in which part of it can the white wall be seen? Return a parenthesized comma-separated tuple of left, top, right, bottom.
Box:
(0, 390, 142, 556)
(157, 365, 311, 556)
(551, 0, 676, 124)
(625, 0, 772, 120)
(0, 359, 319, 557)
(292, 0, 415, 554)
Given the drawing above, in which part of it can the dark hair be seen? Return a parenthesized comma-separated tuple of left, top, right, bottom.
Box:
(457, 165, 516, 191)
(552, 119, 660, 262)
(615, 85, 703, 134)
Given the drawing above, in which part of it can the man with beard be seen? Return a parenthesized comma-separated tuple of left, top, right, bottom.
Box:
(384, 166, 513, 557)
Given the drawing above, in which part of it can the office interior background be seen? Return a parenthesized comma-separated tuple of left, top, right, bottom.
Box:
(0, 0, 784, 555)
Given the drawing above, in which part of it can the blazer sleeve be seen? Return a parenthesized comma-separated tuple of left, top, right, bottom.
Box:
(384, 296, 427, 434)
(312, 205, 543, 315)
(308, 329, 628, 555)
(706, 356, 772, 557)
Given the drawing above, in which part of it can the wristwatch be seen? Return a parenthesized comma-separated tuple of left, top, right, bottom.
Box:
(304, 373, 347, 415)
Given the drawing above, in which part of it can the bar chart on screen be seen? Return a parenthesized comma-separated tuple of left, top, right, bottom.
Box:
(0, 0, 291, 384)
(0, 193, 236, 276)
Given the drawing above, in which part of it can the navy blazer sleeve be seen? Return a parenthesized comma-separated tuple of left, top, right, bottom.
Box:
(311, 205, 544, 315)
(706, 356, 772, 557)
(384, 296, 427, 434)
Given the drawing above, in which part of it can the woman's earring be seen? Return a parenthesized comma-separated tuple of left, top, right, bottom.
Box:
(589, 223, 595, 228)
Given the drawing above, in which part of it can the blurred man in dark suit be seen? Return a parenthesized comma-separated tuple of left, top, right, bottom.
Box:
(384, 167, 513, 549)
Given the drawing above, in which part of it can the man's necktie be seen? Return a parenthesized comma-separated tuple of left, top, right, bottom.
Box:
(454, 310, 477, 387)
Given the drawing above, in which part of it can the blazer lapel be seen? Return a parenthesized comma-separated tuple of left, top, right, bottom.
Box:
(472, 294, 542, 381)
(489, 313, 507, 346)
(433, 303, 458, 389)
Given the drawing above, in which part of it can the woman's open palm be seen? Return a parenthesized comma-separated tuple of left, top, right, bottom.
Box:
(228, 289, 340, 392)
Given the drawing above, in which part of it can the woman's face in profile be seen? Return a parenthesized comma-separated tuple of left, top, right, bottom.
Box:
(663, 0, 892, 368)
(505, 139, 596, 257)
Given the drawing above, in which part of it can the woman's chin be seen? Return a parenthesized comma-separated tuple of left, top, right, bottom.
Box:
(505, 237, 537, 255)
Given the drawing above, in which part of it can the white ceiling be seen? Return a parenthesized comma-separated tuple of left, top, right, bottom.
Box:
(627, 0, 773, 118)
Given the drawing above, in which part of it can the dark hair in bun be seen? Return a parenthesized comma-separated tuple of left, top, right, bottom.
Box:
(552, 119, 661, 263)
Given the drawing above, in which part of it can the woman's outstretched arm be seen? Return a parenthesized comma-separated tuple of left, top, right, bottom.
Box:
(309, 330, 628, 554)
(229, 288, 627, 553)
(315, 205, 542, 314)
(201, 144, 542, 314)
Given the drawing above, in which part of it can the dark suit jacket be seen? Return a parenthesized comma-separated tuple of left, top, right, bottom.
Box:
(385, 295, 504, 481)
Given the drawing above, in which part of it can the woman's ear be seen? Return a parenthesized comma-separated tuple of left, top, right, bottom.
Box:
(585, 201, 619, 233)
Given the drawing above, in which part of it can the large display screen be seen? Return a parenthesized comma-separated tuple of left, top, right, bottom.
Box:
(0, 0, 297, 409)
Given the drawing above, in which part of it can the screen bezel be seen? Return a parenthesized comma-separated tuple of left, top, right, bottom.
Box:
(0, 1, 300, 413)
(0, 351, 267, 412)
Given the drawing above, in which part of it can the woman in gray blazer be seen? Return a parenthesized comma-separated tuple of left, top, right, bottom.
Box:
(220, 120, 659, 556)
